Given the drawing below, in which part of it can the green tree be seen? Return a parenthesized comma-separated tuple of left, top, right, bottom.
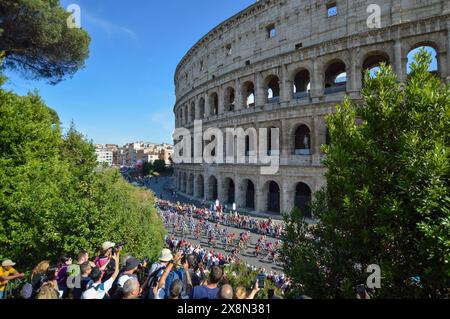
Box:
(282, 50, 450, 299)
(153, 159, 166, 174)
(142, 161, 154, 177)
(0, 80, 165, 268)
(0, 0, 90, 84)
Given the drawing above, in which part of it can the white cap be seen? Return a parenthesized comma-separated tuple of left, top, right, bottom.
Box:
(2, 260, 16, 267)
(102, 241, 116, 251)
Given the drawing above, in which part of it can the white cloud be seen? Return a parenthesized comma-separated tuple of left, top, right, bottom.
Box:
(84, 12, 138, 44)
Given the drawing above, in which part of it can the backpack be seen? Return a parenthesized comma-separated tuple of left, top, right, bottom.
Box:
(142, 266, 166, 299)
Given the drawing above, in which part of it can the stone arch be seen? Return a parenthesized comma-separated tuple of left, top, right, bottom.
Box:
(242, 81, 255, 108)
(292, 68, 311, 99)
(294, 182, 312, 219)
(262, 180, 281, 214)
(198, 98, 205, 120)
(406, 42, 440, 76)
(190, 102, 195, 122)
(362, 50, 391, 79)
(207, 175, 218, 201)
(187, 173, 194, 195)
(224, 86, 236, 112)
(184, 106, 189, 125)
(324, 59, 347, 94)
(209, 92, 219, 116)
(195, 174, 204, 198)
(222, 177, 236, 205)
(182, 172, 187, 193)
(293, 124, 312, 155)
(264, 74, 280, 102)
(241, 179, 255, 210)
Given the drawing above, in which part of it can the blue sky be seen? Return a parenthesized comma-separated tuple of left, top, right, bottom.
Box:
(4, 0, 256, 146)
(3, 1, 437, 146)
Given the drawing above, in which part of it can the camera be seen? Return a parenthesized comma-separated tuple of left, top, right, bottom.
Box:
(112, 240, 127, 254)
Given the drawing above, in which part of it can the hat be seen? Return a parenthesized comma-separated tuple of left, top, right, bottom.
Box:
(158, 249, 173, 262)
(102, 241, 116, 251)
(125, 257, 141, 271)
(2, 260, 16, 267)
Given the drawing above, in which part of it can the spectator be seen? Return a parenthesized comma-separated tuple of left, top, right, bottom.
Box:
(67, 251, 91, 278)
(57, 255, 72, 294)
(36, 282, 60, 300)
(122, 278, 141, 300)
(36, 266, 60, 299)
(153, 251, 191, 299)
(72, 262, 93, 299)
(218, 284, 233, 300)
(82, 250, 120, 299)
(30, 261, 50, 296)
(117, 257, 140, 289)
(191, 266, 223, 300)
(146, 249, 173, 299)
(95, 241, 120, 282)
(0, 260, 25, 299)
(167, 279, 183, 300)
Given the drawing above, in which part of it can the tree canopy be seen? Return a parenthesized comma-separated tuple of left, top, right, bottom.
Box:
(0, 81, 165, 268)
(0, 0, 90, 84)
(282, 50, 450, 299)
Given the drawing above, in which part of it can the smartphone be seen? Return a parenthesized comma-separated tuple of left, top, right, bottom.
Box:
(257, 274, 265, 289)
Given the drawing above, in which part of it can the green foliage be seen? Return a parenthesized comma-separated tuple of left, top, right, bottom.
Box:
(153, 160, 166, 174)
(0, 84, 165, 268)
(142, 161, 154, 177)
(282, 50, 450, 299)
(0, 0, 90, 84)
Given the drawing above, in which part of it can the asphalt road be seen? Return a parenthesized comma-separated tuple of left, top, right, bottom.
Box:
(146, 176, 285, 274)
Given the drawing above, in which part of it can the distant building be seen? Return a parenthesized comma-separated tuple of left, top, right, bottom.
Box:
(113, 142, 174, 167)
(95, 145, 113, 167)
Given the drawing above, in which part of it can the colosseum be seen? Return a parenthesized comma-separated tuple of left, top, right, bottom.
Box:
(172, 0, 450, 218)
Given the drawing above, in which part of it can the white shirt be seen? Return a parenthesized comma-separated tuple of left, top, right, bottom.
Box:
(81, 277, 114, 299)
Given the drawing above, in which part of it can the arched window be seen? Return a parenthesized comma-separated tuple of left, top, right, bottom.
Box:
(294, 183, 312, 219)
(267, 181, 280, 213)
(196, 175, 204, 198)
(225, 87, 235, 112)
(242, 82, 255, 108)
(210, 93, 219, 116)
(190, 102, 195, 122)
(224, 178, 235, 204)
(188, 174, 194, 195)
(294, 125, 312, 155)
(293, 69, 311, 99)
(266, 75, 280, 102)
(325, 60, 347, 94)
(208, 176, 218, 201)
(245, 180, 255, 209)
(363, 52, 390, 80)
(407, 45, 438, 75)
(199, 98, 205, 120)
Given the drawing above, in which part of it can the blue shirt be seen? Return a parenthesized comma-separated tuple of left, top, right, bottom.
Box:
(191, 286, 219, 300)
